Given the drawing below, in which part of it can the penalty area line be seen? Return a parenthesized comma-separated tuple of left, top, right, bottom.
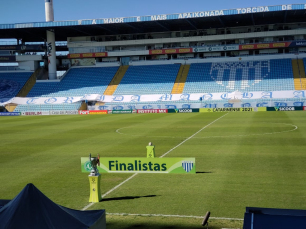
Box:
(82, 113, 229, 211)
(107, 212, 243, 221)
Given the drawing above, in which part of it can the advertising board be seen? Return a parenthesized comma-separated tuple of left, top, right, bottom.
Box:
(168, 109, 199, 113)
(239, 42, 291, 50)
(149, 48, 192, 55)
(200, 108, 253, 112)
(79, 110, 90, 115)
(0, 112, 20, 116)
(266, 106, 303, 111)
(112, 110, 135, 114)
(71, 58, 95, 66)
(50, 110, 78, 115)
(68, 52, 108, 59)
(81, 157, 196, 174)
(0, 56, 16, 62)
(79, 110, 108, 115)
(137, 109, 168, 113)
(89, 110, 108, 115)
(21, 111, 49, 116)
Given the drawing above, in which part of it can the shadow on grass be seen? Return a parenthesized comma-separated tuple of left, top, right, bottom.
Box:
(196, 172, 212, 174)
(102, 195, 158, 202)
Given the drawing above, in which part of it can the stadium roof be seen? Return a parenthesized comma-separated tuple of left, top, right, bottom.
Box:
(0, 4, 305, 42)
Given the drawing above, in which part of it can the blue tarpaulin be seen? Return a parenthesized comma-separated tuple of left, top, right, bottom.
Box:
(0, 183, 106, 229)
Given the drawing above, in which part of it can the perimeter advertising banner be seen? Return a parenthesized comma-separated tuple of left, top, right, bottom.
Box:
(78, 110, 108, 115)
(0, 56, 16, 62)
(50, 110, 78, 115)
(81, 157, 196, 174)
(168, 109, 199, 113)
(0, 45, 43, 51)
(200, 108, 253, 112)
(239, 42, 291, 50)
(89, 110, 108, 115)
(266, 106, 303, 111)
(149, 48, 193, 55)
(0, 112, 20, 116)
(304, 107, 306, 111)
(137, 109, 168, 113)
(71, 58, 95, 66)
(112, 110, 136, 114)
(21, 111, 49, 116)
(68, 52, 108, 59)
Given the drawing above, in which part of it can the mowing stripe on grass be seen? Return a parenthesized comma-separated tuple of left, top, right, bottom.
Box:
(107, 212, 243, 221)
(160, 113, 229, 158)
(82, 113, 229, 211)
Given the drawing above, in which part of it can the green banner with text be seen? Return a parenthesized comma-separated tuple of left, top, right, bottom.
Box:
(81, 157, 196, 174)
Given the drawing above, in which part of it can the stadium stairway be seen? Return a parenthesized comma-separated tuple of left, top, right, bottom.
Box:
(78, 102, 87, 111)
(5, 69, 40, 112)
(103, 65, 129, 95)
(171, 64, 190, 94)
(292, 59, 306, 90)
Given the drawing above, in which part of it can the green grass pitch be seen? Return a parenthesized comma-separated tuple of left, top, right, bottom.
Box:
(1, 112, 306, 228)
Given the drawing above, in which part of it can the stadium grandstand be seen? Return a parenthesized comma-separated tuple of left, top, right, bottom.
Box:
(0, 3, 306, 112)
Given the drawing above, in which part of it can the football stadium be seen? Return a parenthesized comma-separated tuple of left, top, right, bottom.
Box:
(0, 1, 306, 228)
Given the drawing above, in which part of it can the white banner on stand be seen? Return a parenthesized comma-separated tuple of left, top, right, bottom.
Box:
(1, 90, 305, 106)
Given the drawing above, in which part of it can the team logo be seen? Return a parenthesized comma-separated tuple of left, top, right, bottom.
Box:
(84, 161, 93, 172)
(182, 161, 194, 173)
(0, 80, 19, 97)
(210, 60, 270, 90)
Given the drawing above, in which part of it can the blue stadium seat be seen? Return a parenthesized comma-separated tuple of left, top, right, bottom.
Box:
(183, 59, 295, 93)
(0, 72, 33, 98)
(113, 64, 180, 95)
(15, 67, 118, 112)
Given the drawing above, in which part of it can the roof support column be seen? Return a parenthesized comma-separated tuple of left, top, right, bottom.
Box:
(46, 30, 57, 80)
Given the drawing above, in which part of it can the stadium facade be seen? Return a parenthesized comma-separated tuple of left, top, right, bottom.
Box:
(0, 3, 306, 112)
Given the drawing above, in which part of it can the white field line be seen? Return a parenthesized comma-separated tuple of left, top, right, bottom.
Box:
(116, 123, 298, 139)
(160, 113, 228, 158)
(82, 113, 229, 211)
(107, 212, 243, 221)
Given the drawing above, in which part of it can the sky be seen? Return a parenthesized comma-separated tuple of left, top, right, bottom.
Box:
(0, 0, 299, 24)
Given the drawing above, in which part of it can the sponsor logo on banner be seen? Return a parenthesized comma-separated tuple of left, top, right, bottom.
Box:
(89, 110, 108, 115)
(0, 56, 16, 62)
(68, 52, 108, 59)
(112, 110, 133, 114)
(275, 107, 295, 111)
(0, 45, 43, 51)
(71, 58, 95, 66)
(22, 111, 49, 116)
(193, 45, 238, 53)
(200, 108, 253, 112)
(137, 109, 168, 113)
(0, 112, 20, 116)
(239, 42, 290, 50)
(79, 110, 90, 115)
(50, 110, 78, 115)
(81, 157, 196, 174)
(149, 48, 192, 55)
(175, 109, 193, 113)
(304, 107, 306, 111)
(294, 41, 306, 46)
